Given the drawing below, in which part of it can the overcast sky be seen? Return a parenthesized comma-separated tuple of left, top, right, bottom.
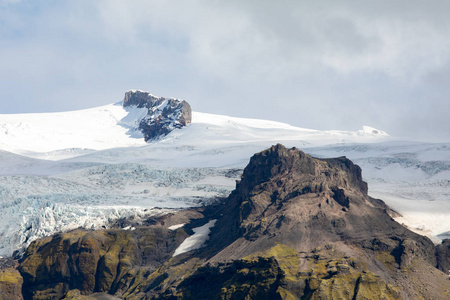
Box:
(1, 1, 449, 141)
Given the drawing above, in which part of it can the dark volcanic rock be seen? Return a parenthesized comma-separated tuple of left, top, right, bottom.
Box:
(436, 239, 450, 273)
(211, 144, 428, 252)
(176, 257, 283, 300)
(0, 267, 23, 300)
(18, 225, 189, 300)
(123, 90, 191, 141)
(200, 144, 448, 299)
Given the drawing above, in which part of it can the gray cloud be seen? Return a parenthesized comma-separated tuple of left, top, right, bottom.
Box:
(1, 1, 450, 141)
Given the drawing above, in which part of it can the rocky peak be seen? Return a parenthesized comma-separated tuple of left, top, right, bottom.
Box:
(122, 90, 192, 141)
(123, 90, 162, 108)
(214, 144, 433, 255)
(237, 144, 316, 192)
(235, 144, 368, 210)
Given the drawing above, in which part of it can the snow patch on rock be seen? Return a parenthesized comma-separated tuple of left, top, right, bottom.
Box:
(168, 223, 185, 230)
(173, 219, 216, 257)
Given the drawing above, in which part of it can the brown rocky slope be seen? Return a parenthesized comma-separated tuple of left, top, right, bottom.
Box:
(2, 144, 449, 299)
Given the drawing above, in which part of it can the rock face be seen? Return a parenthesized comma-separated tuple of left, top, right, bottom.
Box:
(122, 90, 191, 141)
(213, 144, 432, 252)
(0, 267, 23, 300)
(18, 222, 190, 299)
(436, 239, 450, 273)
(9, 145, 450, 299)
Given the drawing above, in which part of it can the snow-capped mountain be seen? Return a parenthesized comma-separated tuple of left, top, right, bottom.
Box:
(0, 91, 448, 257)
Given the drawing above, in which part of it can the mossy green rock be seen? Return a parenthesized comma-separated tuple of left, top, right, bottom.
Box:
(179, 257, 282, 300)
(136, 243, 401, 300)
(353, 273, 400, 300)
(0, 267, 23, 300)
(19, 226, 187, 300)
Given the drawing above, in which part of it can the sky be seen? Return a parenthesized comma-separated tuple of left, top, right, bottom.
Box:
(0, 0, 450, 141)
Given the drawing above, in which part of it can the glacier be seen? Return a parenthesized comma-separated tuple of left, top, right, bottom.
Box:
(0, 102, 449, 257)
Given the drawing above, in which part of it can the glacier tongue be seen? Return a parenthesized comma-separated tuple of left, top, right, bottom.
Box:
(0, 196, 169, 258)
(0, 165, 238, 257)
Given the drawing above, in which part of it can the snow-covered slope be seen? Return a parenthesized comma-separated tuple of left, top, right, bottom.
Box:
(0, 103, 389, 159)
(0, 101, 448, 257)
(0, 103, 148, 156)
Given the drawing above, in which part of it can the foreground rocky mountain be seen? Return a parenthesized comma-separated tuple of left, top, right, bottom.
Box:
(1, 145, 449, 299)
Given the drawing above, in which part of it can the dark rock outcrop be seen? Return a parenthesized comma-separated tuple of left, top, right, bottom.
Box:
(9, 144, 450, 299)
(122, 90, 191, 141)
(211, 144, 433, 254)
(175, 144, 449, 299)
(18, 223, 190, 299)
(436, 239, 450, 273)
(0, 267, 23, 300)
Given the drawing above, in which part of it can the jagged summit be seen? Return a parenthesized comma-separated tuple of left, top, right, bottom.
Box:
(212, 144, 425, 253)
(201, 144, 448, 298)
(237, 144, 367, 196)
(123, 90, 192, 141)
